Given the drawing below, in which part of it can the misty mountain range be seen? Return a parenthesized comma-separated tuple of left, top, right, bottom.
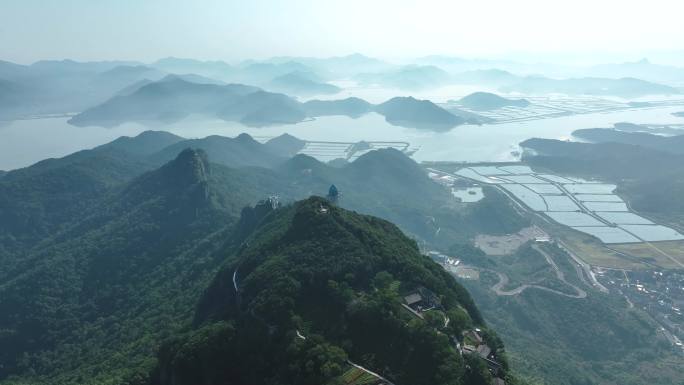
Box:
(2, 54, 684, 124)
(68, 76, 484, 130)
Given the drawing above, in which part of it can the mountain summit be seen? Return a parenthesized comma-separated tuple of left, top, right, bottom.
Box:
(153, 196, 508, 385)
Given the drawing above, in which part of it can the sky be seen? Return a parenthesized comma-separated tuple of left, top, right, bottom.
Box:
(2, 0, 684, 65)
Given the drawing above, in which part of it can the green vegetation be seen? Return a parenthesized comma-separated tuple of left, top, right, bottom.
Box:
(0, 148, 265, 384)
(0, 132, 527, 384)
(448, 241, 684, 385)
(460, 278, 682, 385)
(153, 197, 513, 385)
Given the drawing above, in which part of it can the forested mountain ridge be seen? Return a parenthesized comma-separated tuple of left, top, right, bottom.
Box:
(153, 197, 515, 385)
(149, 133, 289, 169)
(0, 148, 268, 384)
(0, 132, 528, 385)
(1, 130, 525, 258)
(0, 131, 187, 256)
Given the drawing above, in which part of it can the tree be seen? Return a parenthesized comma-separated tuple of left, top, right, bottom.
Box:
(446, 308, 472, 337)
(424, 311, 446, 331)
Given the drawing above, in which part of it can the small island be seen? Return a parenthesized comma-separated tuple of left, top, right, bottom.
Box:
(374, 96, 465, 131)
(458, 92, 530, 111)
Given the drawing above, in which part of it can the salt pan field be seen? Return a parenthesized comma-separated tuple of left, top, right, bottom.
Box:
(525, 184, 562, 194)
(596, 212, 654, 225)
(563, 184, 617, 194)
(620, 225, 684, 242)
(497, 165, 534, 174)
(455, 168, 503, 184)
(441, 164, 684, 244)
(537, 174, 575, 183)
(573, 226, 641, 243)
(501, 175, 546, 184)
(542, 195, 580, 211)
(546, 212, 605, 227)
(583, 202, 628, 212)
(469, 166, 511, 176)
(575, 194, 624, 202)
(500, 184, 547, 211)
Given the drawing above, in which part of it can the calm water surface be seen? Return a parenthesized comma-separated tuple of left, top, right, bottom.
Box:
(1, 106, 683, 171)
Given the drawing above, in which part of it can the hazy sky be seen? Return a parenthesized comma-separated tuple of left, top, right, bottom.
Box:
(2, 0, 684, 64)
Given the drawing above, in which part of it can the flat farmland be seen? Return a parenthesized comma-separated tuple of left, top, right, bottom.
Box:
(557, 229, 655, 270)
(609, 241, 684, 269)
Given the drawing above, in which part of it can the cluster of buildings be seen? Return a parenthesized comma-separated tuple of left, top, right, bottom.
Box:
(402, 286, 442, 319)
(597, 268, 684, 352)
(459, 329, 506, 385)
(401, 287, 506, 384)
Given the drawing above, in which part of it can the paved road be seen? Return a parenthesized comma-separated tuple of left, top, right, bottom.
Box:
(490, 271, 586, 299)
(428, 167, 604, 297)
(233, 268, 239, 293)
(532, 244, 587, 298)
(487, 245, 587, 299)
(556, 240, 609, 293)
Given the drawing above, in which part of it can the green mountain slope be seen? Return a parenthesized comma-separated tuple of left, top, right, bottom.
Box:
(0, 133, 528, 385)
(454, 242, 683, 385)
(274, 149, 528, 245)
(153, 197, 514, 385)
(150, 133, 288, 169)
(0, 133, 171, 252)
(0, 149, 287, 384)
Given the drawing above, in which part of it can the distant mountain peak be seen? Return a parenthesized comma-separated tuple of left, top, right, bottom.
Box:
(459, 91, 530, 110)
(164, 148, 211, 185)
(159, 74, 190, 83)
(375, 96, 463, 131)
(235, 132, 255, 142)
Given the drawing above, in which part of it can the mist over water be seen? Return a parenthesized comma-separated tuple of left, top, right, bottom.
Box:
(2, 105, 682, 170)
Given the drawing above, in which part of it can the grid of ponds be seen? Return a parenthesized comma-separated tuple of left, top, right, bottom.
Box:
(449, 165, 684, 244)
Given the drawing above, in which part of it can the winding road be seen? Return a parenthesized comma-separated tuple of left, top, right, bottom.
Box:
(488, 244, 587, 299)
